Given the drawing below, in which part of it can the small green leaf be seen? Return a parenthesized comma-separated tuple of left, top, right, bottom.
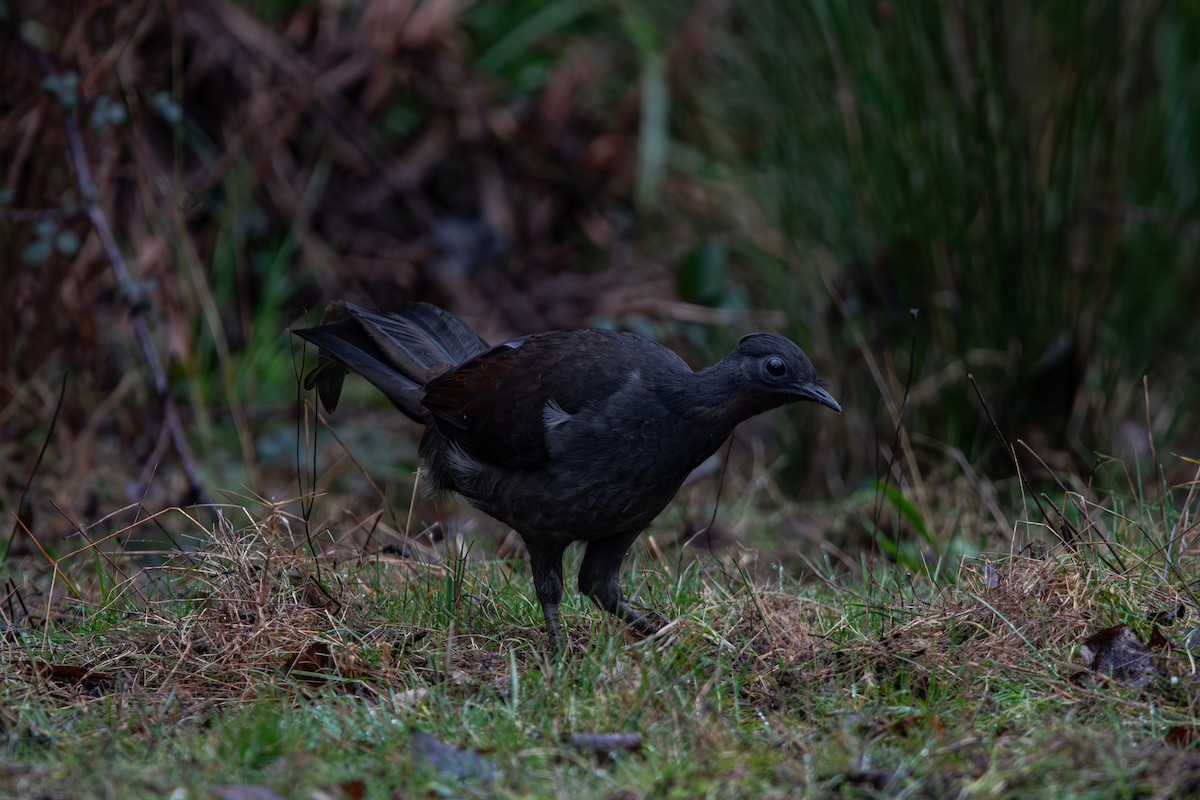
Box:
(677, 242, 728, 306)
(20, 19, 52, 49)
(876, 481, 934, 546)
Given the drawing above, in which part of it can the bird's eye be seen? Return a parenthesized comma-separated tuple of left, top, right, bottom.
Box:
(764, 356, 787, 378)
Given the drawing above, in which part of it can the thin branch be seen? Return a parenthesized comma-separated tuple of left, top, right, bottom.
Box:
(3, 373, 68, 561)
(45, 57, 208, 506)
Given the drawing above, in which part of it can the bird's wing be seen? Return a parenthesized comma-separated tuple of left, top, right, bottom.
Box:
(421, 329, 638, 468)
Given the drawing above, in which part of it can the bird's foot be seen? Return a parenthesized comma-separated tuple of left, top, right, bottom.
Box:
(617, 603, 670, 637)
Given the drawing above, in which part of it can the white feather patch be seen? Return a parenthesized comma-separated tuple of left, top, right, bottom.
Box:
(543, 397, 572, 430)
(445, 441, 484, 482)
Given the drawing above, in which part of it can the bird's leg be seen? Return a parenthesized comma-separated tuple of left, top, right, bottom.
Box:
(578, 533, 665, 636)
(528, 545, 566, 653)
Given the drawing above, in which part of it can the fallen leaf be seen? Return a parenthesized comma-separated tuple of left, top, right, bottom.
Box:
(1147, 604, 1187, 626)
(283, 641, 333, 685)
(1148, 625, 1170, 650)
(31, 661, 115, 690)
(410, 728, 496, 785)
(310, 780, 366, 800)
(568, 732, 642, 761)
(1079, 624, 1152, 687)
(1166, 726, 1199, 749)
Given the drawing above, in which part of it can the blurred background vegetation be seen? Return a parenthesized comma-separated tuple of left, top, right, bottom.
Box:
(1, 0, 1196, 572)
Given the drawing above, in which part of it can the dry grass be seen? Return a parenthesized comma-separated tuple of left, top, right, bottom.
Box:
(4, 460, 1200, 798)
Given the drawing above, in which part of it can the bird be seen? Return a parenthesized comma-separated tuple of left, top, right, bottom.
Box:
(294, 301, 841, 652)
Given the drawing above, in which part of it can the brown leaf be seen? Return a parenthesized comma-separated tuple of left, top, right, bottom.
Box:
(859, 714, 923, 740)
(568, 732, 643, 761)
(1148, 624, 1170, 650)
(1147, 604, 1187, 626)
(1079, 624, 1152, 686)
(310, 780, 366, 800)
(32, 660, 115, 690)
(928, 713, 945, 740)
(1166, 725, 1200, 749)
(283, 641, 333, 685)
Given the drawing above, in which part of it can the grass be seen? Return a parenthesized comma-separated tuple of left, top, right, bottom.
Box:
(720, 0, 1200, 470)
(4, 463, 1200, 799)
(4, 2, 1200, 797)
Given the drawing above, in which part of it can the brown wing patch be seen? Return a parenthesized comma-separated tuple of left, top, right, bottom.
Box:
(421, 330, 636, 468)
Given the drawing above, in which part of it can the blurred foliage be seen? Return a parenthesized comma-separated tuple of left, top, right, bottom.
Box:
(1, 0, 1196, 568)
(0, 0, 720, 551)
(729, 1, 1199, 474)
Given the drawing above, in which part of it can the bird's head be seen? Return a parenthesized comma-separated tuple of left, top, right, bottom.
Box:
(732, 333, 842, 413)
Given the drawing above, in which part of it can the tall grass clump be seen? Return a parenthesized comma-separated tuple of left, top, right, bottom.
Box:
(727, 1, 1199, 474)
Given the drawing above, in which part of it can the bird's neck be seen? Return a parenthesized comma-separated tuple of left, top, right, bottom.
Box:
(662, 362, 776, 430)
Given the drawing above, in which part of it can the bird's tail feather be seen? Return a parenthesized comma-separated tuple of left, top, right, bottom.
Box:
(293, 302, 489, 422)
(349, 302, 488, 383)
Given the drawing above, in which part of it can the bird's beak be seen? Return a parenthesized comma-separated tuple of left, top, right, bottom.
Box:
(796, 382, 841, 413)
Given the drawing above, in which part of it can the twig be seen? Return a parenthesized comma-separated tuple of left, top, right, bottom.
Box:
(871, 309, 921, 571)
(3, 373, 67, 561)
(44, 55, 207, 506)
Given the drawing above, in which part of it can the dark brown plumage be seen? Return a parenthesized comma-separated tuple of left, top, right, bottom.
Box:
(294, 302, 840, 651)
